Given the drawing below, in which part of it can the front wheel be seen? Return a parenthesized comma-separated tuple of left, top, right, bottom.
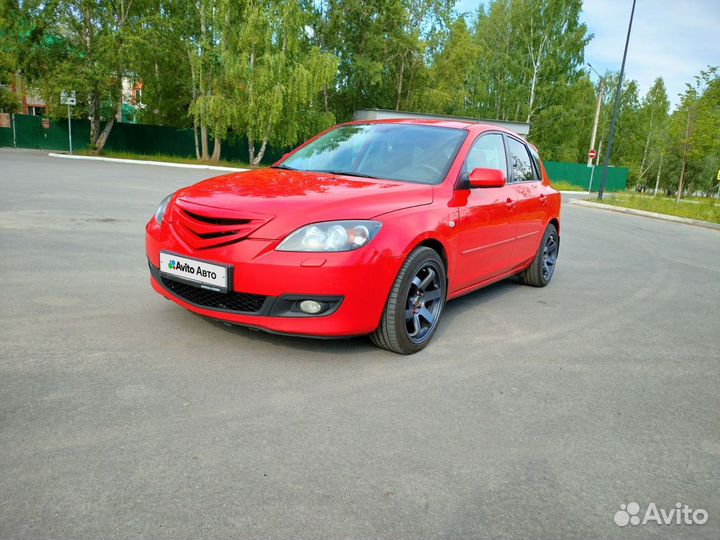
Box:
(518, 223, 559, 287)
(370, 247, 446, 354)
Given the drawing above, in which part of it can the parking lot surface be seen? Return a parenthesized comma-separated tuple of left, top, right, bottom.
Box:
(1, 149, 719, 539)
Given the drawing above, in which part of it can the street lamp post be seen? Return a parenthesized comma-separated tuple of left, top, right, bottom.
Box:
(598, 0, 636, 200)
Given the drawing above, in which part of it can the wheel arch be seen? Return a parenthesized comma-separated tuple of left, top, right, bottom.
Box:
(549, 217, 560, 235)
(414, 238, 448, 272)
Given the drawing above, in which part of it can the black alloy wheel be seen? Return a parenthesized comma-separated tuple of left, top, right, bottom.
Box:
(541, 230, 558, 281)
(371, 247, 447, 354)
(405, 262, 444, 344)
(518, 223, 559, 287)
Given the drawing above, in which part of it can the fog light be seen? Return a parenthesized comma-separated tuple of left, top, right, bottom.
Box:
(299, 300, 323, 314)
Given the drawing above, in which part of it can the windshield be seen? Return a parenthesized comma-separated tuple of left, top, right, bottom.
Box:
(279, 124, 467, 184)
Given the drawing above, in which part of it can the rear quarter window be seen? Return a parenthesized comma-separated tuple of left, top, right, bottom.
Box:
(528, 147, 542, 180)
(506, 137, 536, 182)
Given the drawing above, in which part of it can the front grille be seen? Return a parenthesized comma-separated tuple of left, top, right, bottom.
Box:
(183, 210, 252, 226)
(196, 230, 237, 240)
(170, 200, 272, 250)
(161, 276, 267, 313)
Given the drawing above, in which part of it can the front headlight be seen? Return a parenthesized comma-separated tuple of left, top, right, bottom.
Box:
(276, 220, 382, 252)
(154, 193, 173, 225)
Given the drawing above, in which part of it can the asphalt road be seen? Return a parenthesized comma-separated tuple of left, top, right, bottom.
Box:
(1, 149, 719, 540)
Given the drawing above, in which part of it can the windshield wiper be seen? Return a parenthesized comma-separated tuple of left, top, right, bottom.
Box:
(270, 164, 296, 170)
(314, 169, 382, 180)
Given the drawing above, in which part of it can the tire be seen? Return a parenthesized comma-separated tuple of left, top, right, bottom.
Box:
(518, 223, 559, 287)
(370, 247, 447, 354)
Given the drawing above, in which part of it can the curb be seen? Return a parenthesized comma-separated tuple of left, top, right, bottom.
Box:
(48, 153, 248, 172)
(571, 199, 720, 231)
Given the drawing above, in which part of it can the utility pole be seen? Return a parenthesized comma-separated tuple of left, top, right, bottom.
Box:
(587, 64, 604, 167)
(598, 0, 636, 200)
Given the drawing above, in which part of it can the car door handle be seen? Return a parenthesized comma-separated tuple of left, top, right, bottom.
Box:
(539, 193, 548, 205)
(505, 197, 517, 208)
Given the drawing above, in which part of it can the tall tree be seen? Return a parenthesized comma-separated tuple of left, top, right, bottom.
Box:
(211, 0, 338, 165)
(417, 17, 478, 115)
(466, 0, 588, 126)
(636, 77, 670, 187)
(666, 68, 720, 199)
(513, 0, 588, 124)
(129, 0, 196, 128)
(319, 0, 453, 121)
(21, 0, 144, 152)
(530, 74, 595, 162)
(0, 1, 20, 112)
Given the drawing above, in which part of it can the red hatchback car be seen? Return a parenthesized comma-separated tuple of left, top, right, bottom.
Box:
(146, 119, 560, 354)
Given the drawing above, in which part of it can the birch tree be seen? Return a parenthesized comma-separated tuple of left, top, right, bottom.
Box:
(219, 0, 338, 165)
(637, 78, 670, 186)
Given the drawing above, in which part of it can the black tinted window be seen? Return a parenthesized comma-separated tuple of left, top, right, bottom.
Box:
(507, 137, 535, 182)
(463, 134, 507, 177)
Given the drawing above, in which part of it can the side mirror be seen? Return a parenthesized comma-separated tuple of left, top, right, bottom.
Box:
(468, 167, 506, 188)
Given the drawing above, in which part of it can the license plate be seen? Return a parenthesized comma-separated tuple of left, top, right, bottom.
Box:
(159, 251, 229, 292)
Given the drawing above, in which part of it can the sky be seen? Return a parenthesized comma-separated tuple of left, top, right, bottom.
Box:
(454, 0, 720, 108)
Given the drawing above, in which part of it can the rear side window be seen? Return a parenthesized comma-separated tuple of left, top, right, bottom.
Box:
(462, 133, 507, 178)
(528, 147, 542, 179)
(506, 137, 536, 182)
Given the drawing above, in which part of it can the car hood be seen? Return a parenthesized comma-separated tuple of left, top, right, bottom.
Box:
(173, 168, 434, 239)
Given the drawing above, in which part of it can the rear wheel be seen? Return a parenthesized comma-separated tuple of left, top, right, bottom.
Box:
(370, 247, 446, 354)
(518, 223, 559, 287)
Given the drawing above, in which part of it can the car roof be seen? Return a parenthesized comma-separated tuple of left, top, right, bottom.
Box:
(340, 118, 518, 136)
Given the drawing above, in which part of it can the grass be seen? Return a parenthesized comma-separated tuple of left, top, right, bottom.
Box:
(631, 193, 714, 205)
(593, 193, 720, 224)
(551, 180, 586, 192)
(78, 149, 251, 169)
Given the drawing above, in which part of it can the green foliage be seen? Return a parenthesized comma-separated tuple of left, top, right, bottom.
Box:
(1, 0, 717, 176)
(128, 0, 196, 127)
(7, 0, 148, 150)
(417, 17, 478, 115)
(413, 0, 591, 161)
(0, 1, 18, 111)
(599, 194, 720, 224)
(662, 68, 720, 197)
(319, 0, 455, 119)
(196, 0, 339, 164)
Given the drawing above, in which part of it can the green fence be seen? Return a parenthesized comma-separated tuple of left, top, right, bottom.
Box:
(1, 115, 631, 183)
(0, 114, 285, 165)
(9, 114, 92, 151)
(0, 122, 11, 147)
(544, 160, 628, 192)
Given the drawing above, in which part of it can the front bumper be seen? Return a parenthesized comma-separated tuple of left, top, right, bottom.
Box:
(146, 219, 401, 337)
